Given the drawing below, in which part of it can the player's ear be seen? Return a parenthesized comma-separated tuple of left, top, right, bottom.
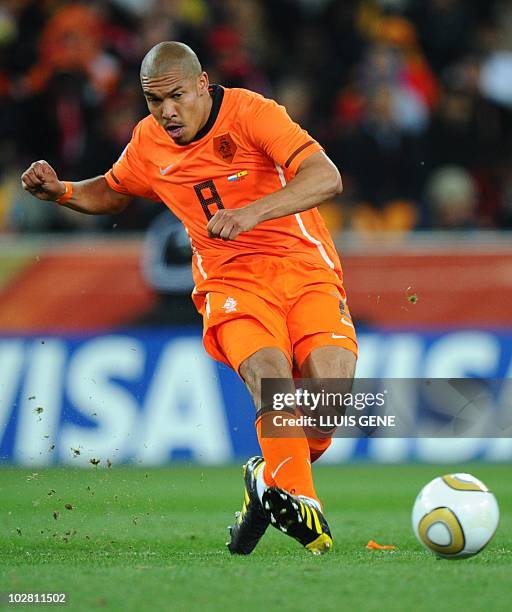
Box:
(197, 71, 209, 94)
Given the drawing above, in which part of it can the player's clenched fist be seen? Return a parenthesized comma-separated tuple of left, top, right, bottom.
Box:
(21, 160, 66, 202)
(207, 207, 258, 241)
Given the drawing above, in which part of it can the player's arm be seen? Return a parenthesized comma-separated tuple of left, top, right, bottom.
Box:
(207, 151, 341, 240)
(245, 150, 342, 222)
(21, 160, 131, 214)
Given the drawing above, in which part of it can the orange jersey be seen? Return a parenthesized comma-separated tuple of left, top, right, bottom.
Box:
(105, 85, 343, 289)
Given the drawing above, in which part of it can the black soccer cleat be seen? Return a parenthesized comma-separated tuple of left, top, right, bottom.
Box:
(262, 487, 333, 555)
(227, 456, 270, 555)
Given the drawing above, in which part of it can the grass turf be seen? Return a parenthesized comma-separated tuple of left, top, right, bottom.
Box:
(0, 464, 510, 612)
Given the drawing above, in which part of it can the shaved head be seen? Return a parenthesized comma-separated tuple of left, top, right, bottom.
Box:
(140, 41, 202, 79)
(139, 41, 211, 145)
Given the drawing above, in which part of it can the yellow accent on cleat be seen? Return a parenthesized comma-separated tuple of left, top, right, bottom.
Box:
(311, 508, 322, 534)
(304, 505, 312, 530)
(305, 533, 333, 555)
(239, 500, 247, 523)
(253, 461, 265, 479)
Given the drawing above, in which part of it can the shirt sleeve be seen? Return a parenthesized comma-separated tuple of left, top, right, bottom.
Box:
(245, 96, 323, 174)
(104, 122, 160, 200)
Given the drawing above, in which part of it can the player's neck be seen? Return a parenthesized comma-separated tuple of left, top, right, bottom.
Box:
(197, 91, 214, 133)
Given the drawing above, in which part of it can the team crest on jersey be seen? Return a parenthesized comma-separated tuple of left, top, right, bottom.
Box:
(214, 133, 237, 163)
(222, 297, 238, 313)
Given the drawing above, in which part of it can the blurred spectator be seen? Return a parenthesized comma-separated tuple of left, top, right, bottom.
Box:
(330, 84, 425, 224)
(363, 15, 439, 115)
(425, 165, 478, 229)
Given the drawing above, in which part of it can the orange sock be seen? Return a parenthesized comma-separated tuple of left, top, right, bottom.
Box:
(308, 436, 332, 463)
(256, 412, 319, 503)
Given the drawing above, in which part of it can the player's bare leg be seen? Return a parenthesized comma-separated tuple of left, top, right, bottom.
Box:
(231, 347, 333, 555)
(239, 347, 294, 410)
(239, 347, 318, 503)
(300, 345, 357, 462)
(259, 346, 357, 554)
(227, 348, 294, 554)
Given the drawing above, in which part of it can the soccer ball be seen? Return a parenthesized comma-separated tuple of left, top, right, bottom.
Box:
(412, 473, 499, 559)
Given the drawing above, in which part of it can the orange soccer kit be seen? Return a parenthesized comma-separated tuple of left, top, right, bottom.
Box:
(105, 85, 358, 503)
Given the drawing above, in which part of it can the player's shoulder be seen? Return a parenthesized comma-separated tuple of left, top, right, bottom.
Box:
(223, 87, 280, 117)
(131, 114, 160, 139)
(125, 115, 163, 160)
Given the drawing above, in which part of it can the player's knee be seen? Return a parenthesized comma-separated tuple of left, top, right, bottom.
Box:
(335, 350, 357, 379)
(301, 346, 357, 379)
(239, 347, 292, 399)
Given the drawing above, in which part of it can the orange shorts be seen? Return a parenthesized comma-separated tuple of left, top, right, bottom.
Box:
(192, 255, 358, 373)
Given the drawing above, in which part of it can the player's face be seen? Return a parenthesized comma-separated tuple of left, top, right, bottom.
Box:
(141, 71, 211, 145)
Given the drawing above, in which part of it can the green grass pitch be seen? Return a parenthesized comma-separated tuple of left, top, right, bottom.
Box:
(0, 463, 510, 611)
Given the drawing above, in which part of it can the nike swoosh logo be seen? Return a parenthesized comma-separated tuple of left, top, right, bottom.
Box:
(159, 163, 174, 175)
(340, 317, 354, 329)
(331, 334, 348, 339)
(271, 456, 293, 480)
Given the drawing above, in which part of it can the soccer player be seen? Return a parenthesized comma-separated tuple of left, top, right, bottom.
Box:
(21, 41, 357, 555)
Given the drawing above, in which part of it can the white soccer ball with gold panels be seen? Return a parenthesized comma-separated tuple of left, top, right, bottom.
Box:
(412, 473, 499, 559)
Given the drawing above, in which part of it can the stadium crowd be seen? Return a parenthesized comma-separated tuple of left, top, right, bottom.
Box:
(0, 0, 511, 233)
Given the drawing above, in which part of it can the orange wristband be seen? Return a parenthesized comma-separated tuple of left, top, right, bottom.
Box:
(56, 181, 73, 204)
